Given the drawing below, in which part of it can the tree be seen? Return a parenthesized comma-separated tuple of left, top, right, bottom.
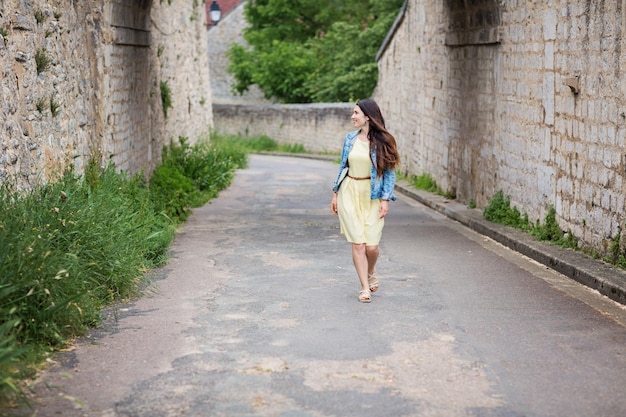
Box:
(227, 0, 404, 103)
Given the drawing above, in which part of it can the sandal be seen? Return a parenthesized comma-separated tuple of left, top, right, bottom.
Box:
(359, 289, 371, 303)
(368, 274, 379, 293)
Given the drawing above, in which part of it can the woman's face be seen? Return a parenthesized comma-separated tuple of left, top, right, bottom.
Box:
(351, 105, 368, 128)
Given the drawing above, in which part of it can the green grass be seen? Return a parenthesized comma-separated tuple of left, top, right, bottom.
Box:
(36, 96, 47, 113)
(34, 10, 46, 24)
(405, 172, 456, 199)
(215, 134, 307, 154)
(0, 133, 249, 407)
(35, 48, 51, 74)
(49, 95, 60, 117)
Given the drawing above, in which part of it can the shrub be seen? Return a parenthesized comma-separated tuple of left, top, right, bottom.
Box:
(147, 135, 250, 223)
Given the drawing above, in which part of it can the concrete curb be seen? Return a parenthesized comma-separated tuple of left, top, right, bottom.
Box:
(394, 180, 626, 307)
(261, 152, 626, 306)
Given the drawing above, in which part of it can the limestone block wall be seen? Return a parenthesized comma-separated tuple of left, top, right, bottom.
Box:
(0, 0, 213, 188)
(0, 1, 101, 186)
(150, 0, 213, 154)
(213, 103, 354, 153)
(374, 0, 626, 251)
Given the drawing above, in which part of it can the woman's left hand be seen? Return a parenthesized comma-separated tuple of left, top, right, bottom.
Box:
(379, 200, 389, 219)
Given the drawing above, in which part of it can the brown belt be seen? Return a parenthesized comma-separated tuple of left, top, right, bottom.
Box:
(348, 174, 370, 180)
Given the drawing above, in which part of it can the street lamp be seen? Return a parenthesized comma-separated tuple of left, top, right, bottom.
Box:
(210, 1, 222, 25)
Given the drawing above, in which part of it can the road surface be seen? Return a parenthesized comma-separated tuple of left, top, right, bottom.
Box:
(7, 154, 626, 417)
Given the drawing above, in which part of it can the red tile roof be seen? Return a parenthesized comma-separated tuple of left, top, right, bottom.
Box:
(205, 0, 243, 27)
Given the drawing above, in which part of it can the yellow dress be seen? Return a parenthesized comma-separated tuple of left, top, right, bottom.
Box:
(337, 138, 383, 245)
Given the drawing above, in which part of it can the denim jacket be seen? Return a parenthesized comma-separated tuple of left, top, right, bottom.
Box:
(331, 130, 397, 201)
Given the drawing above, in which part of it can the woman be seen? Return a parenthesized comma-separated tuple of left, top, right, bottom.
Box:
(330, 98, 400, 303)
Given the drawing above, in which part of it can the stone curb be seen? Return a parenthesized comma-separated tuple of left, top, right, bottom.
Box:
(261, 152, 626, 306)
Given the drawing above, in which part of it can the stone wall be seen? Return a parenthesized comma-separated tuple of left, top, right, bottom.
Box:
(213, 103, 354, 153)
(0, 0, 212, 188)
(374, 0, 626, 251)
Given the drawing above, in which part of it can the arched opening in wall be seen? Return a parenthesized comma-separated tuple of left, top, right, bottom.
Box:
(443, 0, 501, 206)
(445, 0, 500, 46)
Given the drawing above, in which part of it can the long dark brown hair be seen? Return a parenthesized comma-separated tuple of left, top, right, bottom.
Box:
(357, 98, 400, 177)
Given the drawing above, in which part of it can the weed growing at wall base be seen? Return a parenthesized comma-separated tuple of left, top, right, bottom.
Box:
(404, 172, 456, 200)
(483, 190, 530, 229)
(483, 191, 578, 250)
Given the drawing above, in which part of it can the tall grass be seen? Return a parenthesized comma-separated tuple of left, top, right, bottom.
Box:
(0, 134, 248, 406)
(0, 164, 174, 402)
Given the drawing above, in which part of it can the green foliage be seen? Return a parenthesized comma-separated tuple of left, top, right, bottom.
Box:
(160, 81, 173, 118)
(0, 320, 26, 404)
(149, 164, 196, 222)
(227, 0, 404, 103)
(0, 27, 8, 40)
(530, 206, 577, 249)
(411, 173, 438, 193)
(149, 136, 249, 223)
(604, 230, 626, 268)
(35, 48, 51, 74)
(303, 14, 395, 102)
(530, 205, 562, 241)
(280, 143, 306, 153)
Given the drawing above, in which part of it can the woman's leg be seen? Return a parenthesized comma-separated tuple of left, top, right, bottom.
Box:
(365, 245, 379, 276)
(365, 245, 380, 292)
(351, 243, 369, 291)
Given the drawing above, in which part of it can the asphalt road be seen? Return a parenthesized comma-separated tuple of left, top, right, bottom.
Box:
(7, 154, 626, 417)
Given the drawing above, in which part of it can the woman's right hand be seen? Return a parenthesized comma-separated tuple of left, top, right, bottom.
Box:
(330, 193, 338, 215)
